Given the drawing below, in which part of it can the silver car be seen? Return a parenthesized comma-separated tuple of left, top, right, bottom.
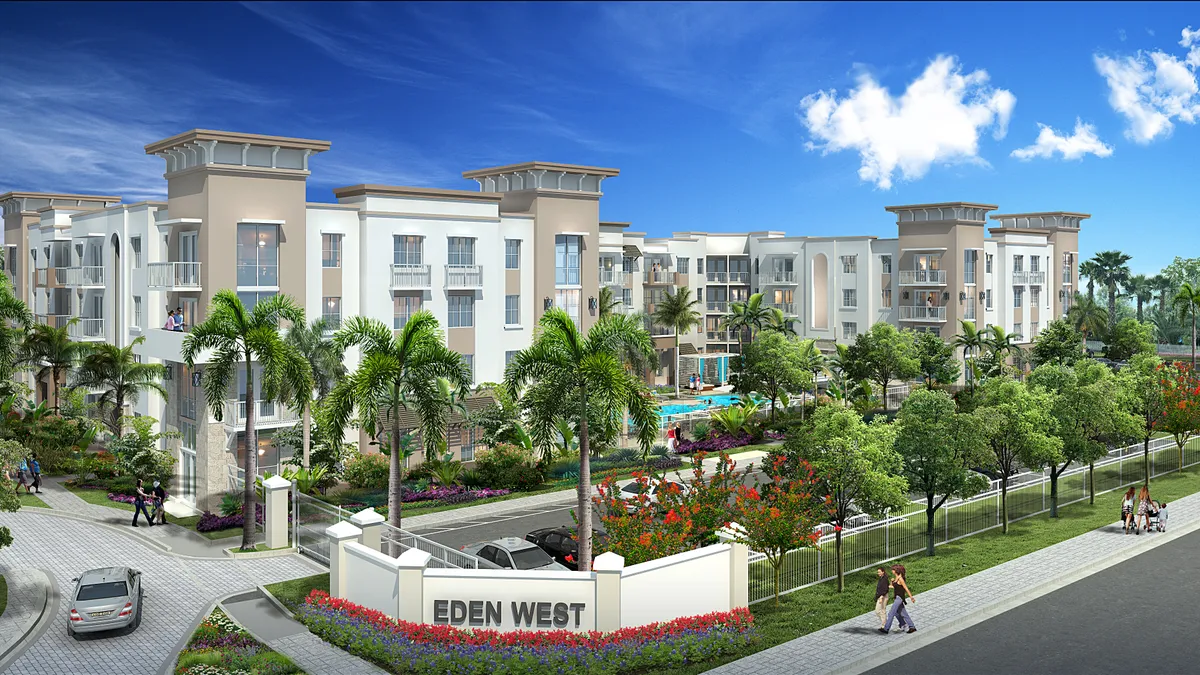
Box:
(67, 567, 143, 636)
(461, 537, 568, 571)
(616, 478, 691, 513)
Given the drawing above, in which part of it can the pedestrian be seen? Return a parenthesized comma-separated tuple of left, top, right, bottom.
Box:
(1121, 486, 1136, 534)
(1159, 502, 1169, 532)
(873, 568, 891, 629)
(163, 309, 175, 331)
(173, 307, 185, 331)
(132, 478, 154, 528)
(880, 564, 916, 634)
(1136, 484, 1152, 534)
(15, 458, 30, 494)
(666, 424, 677, 454)
(30, 454, 42, 493)
(152, 480, 168, 524)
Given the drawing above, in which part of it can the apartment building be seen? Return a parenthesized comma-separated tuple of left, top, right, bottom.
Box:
(0, 129, 1086, 511)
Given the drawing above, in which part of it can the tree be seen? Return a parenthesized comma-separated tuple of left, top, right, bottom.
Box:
(107, 415, 178, 486)
(797, 338, 826, 421)
(1089, 250, 1132, 332)
(324, 312, 468, 542)
(912, 331, 960, 387)
(1172, 282, 1200, 368)
(1149, 274, 1175, 313)
(69, 336, 167, 437)
(975, 377, 1062, 533)
(1068, 293, 1108, 348)
(1125, 274, 1153, 322)
(732, 332, 814, 422)
(20, 319, 89, 412)
(0, 276, 33, 398)
(1104, 318, 1155, 362)
(1030, 319, 1084, 367)
(651, 287, 702, 398)
(505, 309, 659, 572)
(722, 293, 772, 350)
(1079, 259, 1101, 303)
(1154, 362, 1200, 474)
(0, 438, 31, 550)
(784, 405, 908, 591)
(182, 291, 312, 552)
(1116, 352, 1166, 486)
(597, 286, 622, 320)
(283, 318, 346, 469)
(761, 309, 796, 336)
(894, 389, 990, 555)
(654, 451, 755, 548)
(953, 320, 987, 388)
(844, 323, 919, 410)
(1161, 256, 1200, 290)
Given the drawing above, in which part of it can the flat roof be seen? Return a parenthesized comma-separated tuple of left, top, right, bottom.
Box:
(331, 184, 502, 203)
(462, 161, 620, 179)
(0, 191, 122, 203)
(884, 202, 999, 211)
(600, 221, 631, 228)
(145, 129, 331, 155)
(989, 211, 1091, 219)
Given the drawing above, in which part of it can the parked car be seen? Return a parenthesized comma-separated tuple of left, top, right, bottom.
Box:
(461, 537, 568, 571)
(67, 566, 143, 637)
(614, 478, 691, 513)
(525, 526, 609, 570)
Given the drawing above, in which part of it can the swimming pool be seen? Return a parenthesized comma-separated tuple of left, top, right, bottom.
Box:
(657, 393, 758, 418)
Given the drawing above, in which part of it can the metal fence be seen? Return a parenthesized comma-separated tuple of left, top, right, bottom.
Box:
(746, 435, 1199, 604)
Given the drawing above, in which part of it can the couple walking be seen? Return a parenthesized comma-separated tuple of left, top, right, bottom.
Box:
(131, 478, 168, 528)
(12, 455, 42, 494)
(874, 565, 916, 634)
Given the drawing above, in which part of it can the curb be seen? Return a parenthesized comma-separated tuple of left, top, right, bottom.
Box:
(0, 568, 55, 673)
(223, 546, 299, 560)
(160, 594, 226, 675)
(830, 514, 1200, 675)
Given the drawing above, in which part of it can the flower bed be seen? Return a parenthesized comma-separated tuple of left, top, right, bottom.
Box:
(334, 486, 511, 512)
(675, 431, 783, 455)
(196, 504, 283, 532)
(174, 607, 302, 674)
(296, 590, 754, 675)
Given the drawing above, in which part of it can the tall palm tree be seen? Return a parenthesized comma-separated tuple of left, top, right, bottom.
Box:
(1089, 250, 1132, 332)
(70, 336, 167, 437)
(1150, 274, 1174, 312)
(282, 318, 346, 469)
(506, 309, 659, 572)
(597, 286, 622, 320)
(0, 276, 33, 397)
(20, 318, 89, 413)
(797, 338, 824, 420)
(182, 291, 313, 552)
(1125, 274, 1153, 323)
(1067, 293, 1108, 350)
(722, 292, 772, 350)
(651, 287, 702, 398)
(952, 320, 987, 388)
(1172, 282, 1200, 368)
(986, 325, 1023, 376)
(324, 312, 468, 540)
(1079, 260, 1101, 303)
(761, 308, 794, 335)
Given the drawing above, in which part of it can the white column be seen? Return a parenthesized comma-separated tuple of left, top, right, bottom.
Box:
(350, 507, 386, 552)
(262, 475, 291, 550)
(717, 523, 749, 610)
(593, 551, 624, 631)
(325, 521, 362, 599)
(396, 549, 431, 623)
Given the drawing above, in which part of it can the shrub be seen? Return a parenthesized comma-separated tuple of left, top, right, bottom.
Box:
(648, 455, 684, 471)
(343, 453, 389, 490)
(220, 492, 243, 517)
(473, 443, 545, 491)
(690, 421, 711, 442)
(605, 447, 640, 465)
(548, 456, 580, 480)
(459, 468, 484, 487)
(649, 444, 669, 457)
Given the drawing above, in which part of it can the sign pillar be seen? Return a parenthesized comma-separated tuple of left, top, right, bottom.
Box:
(592, 551, 624, 632)
(396, 549, 431, 623)
(325, 521, 362, 598)
(350, 507, 386, 552)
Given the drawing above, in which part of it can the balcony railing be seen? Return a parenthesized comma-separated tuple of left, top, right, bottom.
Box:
(706, 272, 727, 283)
(445, 264, 483, 289)
(147, 262, 202, 289)
(706, 331, 731, 341)
(898, 269, 947, 285)
(224, 398, 302, 428)
(599, 270, 628, 286)
(391, 264, 432, 289)
(728, 271, 750, 284)
(69, 317, 105, 341)
(35, 269, 47, 286)
(707, 301, 729, 313)
(36, 314, 71, 329)
(766, 302, 797, 315)
(1012, 270, 1046, 285)
(898, 305, 947, 322)
(644, 269, 676, 285)
(54, 268, 68, 285)
(64, 266, 105, 287)
(761, 270, 797, 284)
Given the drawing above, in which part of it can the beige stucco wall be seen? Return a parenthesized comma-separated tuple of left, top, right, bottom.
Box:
(523, 192, 601, 332)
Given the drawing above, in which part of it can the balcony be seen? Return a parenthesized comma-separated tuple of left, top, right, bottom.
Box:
(445, 264, 483, 289)
(223, 398, 301, 429)
(706, 331, 731, 341)
(1012, 270, 1046, 285)
(898, 305, 947, 322)
(35, 269, 47, 286)
(54, 268, 68, 285)
(36, 314, 71, 329)
(766, 302, 797, 316)
(728, 271, 750, 284)
(898, 269, 947, 286)
(599, 270, 628, 286)
(706, 301, 729, 313)
(147, 262, 202, 290)
(761, 270, 797, 285)
(706, 272, 727, 283)
(69, 318, 105, 341)
(644, 269, 677, 285)
(391, 264, 432, 289)
(64, 266, 105, 288)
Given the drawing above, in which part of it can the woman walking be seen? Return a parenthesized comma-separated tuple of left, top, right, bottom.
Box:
(1136, 484, 1152, 535)
(880, 564, 916, 634)
(666, 424, 677, 454)
(132, 478, 154, 528)
(1121, 487, 1136, 534)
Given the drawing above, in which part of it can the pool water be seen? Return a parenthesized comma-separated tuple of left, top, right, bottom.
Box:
(656, 393, 758, 418)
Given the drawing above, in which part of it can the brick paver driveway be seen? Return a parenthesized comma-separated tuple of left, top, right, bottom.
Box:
(0, 511, 324, 675)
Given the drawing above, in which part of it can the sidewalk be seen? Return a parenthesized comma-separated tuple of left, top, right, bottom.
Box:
(0, 568, 49, 668)
(709, 486, 1200, 675)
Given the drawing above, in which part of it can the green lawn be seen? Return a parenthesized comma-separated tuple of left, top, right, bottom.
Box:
(0, 574, 7, 618)
(263, 573, 329, 612)
(18, 492, 49, 508)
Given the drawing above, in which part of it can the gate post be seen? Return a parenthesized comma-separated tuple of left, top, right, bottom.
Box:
(351, 508, 386, 553)
(262, 474, 292, 550)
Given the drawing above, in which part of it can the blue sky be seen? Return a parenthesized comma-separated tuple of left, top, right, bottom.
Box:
(2, 2, 1198, 275)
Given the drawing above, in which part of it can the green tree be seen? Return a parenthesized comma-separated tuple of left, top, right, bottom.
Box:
(324, 312, 468, 539)
(975, 377, 1063, 533)
(722, 292, 772, 350)
(1155, 362, 1200, 474)
(107, 415, 178, 486)
(1068, 293, 1108, 348)
(953, 320, 987, 389)
(20, 319, 89, 412)
(1161, 256, 1200, 290)
(1079, 259, 1101, 303)
(1030, 319, 1084, 367)
(1172, 282, 1200, 368)
(913, 331, 960, 387)
(784, 405, 908, 591)
(1089, 250, 1132, 332)
(282, 318, 346, 469)
(732, 332, 814, 422)
(182, 291, 312, 552)
(1116, 352, 1166, 486)
(505, 309, 659, 572)
(845, 322, 919, 410)
(651, 287, 702, 398)
(1125, 274, 1153, 323)
(1149, 274, 1175, 313)
(761, 309, 796, 336)
(797, 338, 826, 421)
(0, 276, 33, 398)
(894, 389, 990, 555)
(1104, 318, 1155, 362)
(69, 335, 167, 437)
(597, 286, 622, 320)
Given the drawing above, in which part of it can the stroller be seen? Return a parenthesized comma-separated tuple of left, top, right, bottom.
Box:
(1147, 502, 1164, 532)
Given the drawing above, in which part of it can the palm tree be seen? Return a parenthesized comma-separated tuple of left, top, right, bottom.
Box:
(986, 325, 1024, 378)
(1089, 250, 1132, 332)
(1067, 293, 1108, 350)
(20, 318, 89, 413)
(952, 320, 987, 388)
(182, 291, 313, 552)
(1150, 274, 1174, 312)
(1125, 274, 1153, 323)
(0, 276, 33, 397)
(761, 308, 795, 335)
(797, 338, 824, 420)
(597, 286, 622, 320)
(651, 287, 702, 398)
(282, 318, 346, 469)
(70, 336, 167, 437)
(1173, 282, 1200, 368)
(324, 312, 468, 540)
(722, 293, 772, 350)
(1079, 260, 1101, 303)
(505, 309, 659, 572)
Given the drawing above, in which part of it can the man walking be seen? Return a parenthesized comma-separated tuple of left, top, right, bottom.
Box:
(132, 478, 154, 527)
(151, 480, 168, 525)
(30, 454, 42, 493)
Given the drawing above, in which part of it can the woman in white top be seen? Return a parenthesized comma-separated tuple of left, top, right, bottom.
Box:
(1121, 486, 1136, 534)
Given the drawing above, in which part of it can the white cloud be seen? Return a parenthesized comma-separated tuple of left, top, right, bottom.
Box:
(1094, 26, 1200, 143)
(1011, 119, 1114, 160)
(797, 55, 1016, 189)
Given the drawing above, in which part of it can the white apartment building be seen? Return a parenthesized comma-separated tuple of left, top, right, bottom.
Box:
(1, 129, 1086, 511)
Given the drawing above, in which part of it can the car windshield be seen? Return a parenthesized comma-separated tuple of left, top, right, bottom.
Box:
(77, 581, 128, 601)
(621, 483, 648, 495)
(510, 546, 555, 570)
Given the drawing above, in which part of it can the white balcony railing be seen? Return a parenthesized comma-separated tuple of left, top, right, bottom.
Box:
(64, 266, 105, 287)
(36, 314, 71, 329)
(224, 399, 301, 428)
(600, 270, 628, 286)
(898, 305, 947, 322)
(728, 271, 750, 284)
(766, 302, 797, 315)
(644, 269, 676, 285)
(707, 301, 729, 313)
(445, 264, 483, 289)
(898, 269, 947, 285)
(54, 268, 68, 285)
(147, 262, 202, 289)
(391, 264, 432, 289)
(69, 317, 105, 341)
(761, 270, 797, 284)
(706, 272, 727, 283)
(1012, 270, 1046, 285)
(706, 331, 731, 341)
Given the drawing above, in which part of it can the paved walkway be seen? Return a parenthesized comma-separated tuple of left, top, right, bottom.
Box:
(709, 488, 1200, 675)
(0, 568, 49, 665)
(271, 632, 388, 675)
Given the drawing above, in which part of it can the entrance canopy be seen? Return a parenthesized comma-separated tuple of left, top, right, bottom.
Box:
(680, 352, 736, 387)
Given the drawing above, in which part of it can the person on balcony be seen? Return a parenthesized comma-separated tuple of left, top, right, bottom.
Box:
(173, 306, 186, 331)
(163, 309, 175, 331)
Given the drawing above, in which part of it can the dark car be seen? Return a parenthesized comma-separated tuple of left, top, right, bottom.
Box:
(525, 526, 609, 570)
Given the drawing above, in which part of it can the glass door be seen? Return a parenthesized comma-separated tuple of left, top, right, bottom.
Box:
(180, 448, 196, 503)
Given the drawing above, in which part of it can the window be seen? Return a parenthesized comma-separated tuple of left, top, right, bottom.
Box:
(237, 291, 277, 313)
(677, 257, 690, 274)
(1031, 286, 1040, 308)
(555, 288, 581, 324)
(964, 250, 977, 285)
(393, 293, 422, 329)
(322, 297, 341, 328)
(1031, 321, 1039, 339)
(181, 420, 197, 449)
(555, 235, 581, 286)
(964, 297, 976, 321)
(880, 255, 892, 274)
(696, 258, 704, 275)
(180, 367, 198, 421)
(133, 296, 142, 328)
(1013, 255, 1024, 272)
(322, 233, 342, 268)
(505, 351, 519, 366)
(986, 289, 993, 309)
(842, 322, 858, 337)
(460, 428, 476, 462)
(881, 287, 893, 308)
(1062, 252, 1074, 284)
(622, 256, 635, 273)
(841, 255, 857, 273)
(986, 254, 994, 274)
(622, 288, 632, 306)
(448, 237, 475, 266)
(505, 295, 520, 325)
(842, 289, 857, 308)
(448, 294, 474, 328)
(1014, 323, 1023, 340)
(1014, 287, 1023, 308)
(462, 354, 474, 382)
(1030, 255, 1040, 273)
(131, 237, 142, 269)
(394, 235, 423, 265)
(236, 223, 279, 287)
(505, 239, 521, 269)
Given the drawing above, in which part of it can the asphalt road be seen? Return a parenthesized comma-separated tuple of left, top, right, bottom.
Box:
(863, 523, 1200, 675)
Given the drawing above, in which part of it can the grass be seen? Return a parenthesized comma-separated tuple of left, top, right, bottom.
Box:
(18, 492, 49, 508)
(264, 573, 329, 612)
(63, 484, 206, 530)
(0, 574, 7, 618)
(226, 543, 291, 554)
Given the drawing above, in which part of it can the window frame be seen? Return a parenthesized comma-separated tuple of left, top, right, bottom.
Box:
(321, 233, 343, 268)
(842, 288, 857, 308)
(505, 239, 521, 270)
(448, 293, 475, 328)
(505, 294, 520, 326)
